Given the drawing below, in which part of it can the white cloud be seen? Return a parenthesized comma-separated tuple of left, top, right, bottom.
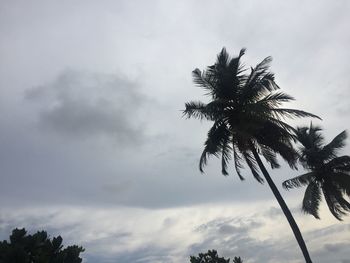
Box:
(1, 203, 349, 263)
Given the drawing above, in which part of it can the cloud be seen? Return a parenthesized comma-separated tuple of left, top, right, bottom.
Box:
(1, 0, 350, 262)
(1, 204, 350, 263)
(25, 70, 150, 145)
(190, 216, 285, 263)
(324, 242, 348, 252)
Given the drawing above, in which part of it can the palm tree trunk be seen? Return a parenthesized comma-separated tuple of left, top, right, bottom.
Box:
(251, 147, 312, 263)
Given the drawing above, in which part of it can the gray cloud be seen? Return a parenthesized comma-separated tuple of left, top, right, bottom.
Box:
(1, 205, 350, 263)
(324, 242, 348, 253)
(190, 215, 350, 263)
(190, 217, 283, 263)
(25, 70, 149, 145)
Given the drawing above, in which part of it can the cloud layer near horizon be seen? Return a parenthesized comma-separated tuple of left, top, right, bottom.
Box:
(0, 204, 349, 263)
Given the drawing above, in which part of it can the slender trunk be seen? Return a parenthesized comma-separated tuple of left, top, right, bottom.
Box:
(251, 147, 312, 263)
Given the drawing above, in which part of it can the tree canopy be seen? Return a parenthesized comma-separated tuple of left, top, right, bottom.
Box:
(0, 228, 84, 263)
(190, 250, 231, 263)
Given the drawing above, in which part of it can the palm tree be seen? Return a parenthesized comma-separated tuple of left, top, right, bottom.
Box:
(283, 123, 350, 220)
(183, 48, 319, 263)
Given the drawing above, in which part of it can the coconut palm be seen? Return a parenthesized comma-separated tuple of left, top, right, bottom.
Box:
(183, 48, 319, 263)
(283, 123, 350, 220)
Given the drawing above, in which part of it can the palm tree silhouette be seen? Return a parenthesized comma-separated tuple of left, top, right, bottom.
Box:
(183, 48, 319, 263)
(283, 123, 350, 220)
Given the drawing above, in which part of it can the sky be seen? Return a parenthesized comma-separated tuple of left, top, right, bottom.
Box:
(0, 0, 350, 262)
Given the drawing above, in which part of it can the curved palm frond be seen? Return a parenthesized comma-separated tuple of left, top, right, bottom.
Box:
(242, 151, 264, 183)
(322, 182, 350, 220)
(192, 68, 217, 97)
(232, 139, 245, 180)
(240, 66, 279, 103)
(194, 48, 247, 100)
(302, 181, 322, 219)
(271, 108, 321, 120)
(259, 144, 280, 169)
(283, 172, 315, 189)
(245, 56, 273, 90)
(255, 91, 295, 107)
(228, 48, 246, 76)
(254, 122, 298, 169)
(183, 101, 211, 120)
(320, 130, 347, 160)
(332, 172, 350, 196)
(221, 135, 232, 175)
(296, 124, 324, 150)
(325, 155, 350, 172)
(199, 120, 231, 173)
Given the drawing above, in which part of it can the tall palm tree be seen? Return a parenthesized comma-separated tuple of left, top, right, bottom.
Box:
(283, 123, 350, 220)
(183, 48, 319, 263)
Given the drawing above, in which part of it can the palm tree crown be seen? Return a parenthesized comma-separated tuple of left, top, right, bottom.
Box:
(183, 48, 318, 263)
(283, 123, 350, 220)
(184, 48, 318, 181)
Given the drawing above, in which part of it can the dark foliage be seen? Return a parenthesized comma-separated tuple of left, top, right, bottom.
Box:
(0, 228, 84, 263)
(283, 123, 350, 220)
(183, 47, 319, 181)
(190, 250, 231, 263)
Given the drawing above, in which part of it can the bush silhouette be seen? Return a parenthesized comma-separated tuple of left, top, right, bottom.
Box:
(190, 249, 231, 263)
(0, 228, 84, 263)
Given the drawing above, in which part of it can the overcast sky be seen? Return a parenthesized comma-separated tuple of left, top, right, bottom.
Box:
(0, 0, 350, 262)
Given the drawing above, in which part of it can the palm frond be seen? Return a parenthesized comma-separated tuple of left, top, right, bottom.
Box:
(259, 145, 280, 169)
(322, 182, 350, 220)
(282, 172, 315, 189)
(259, 72, 280, 91)
(332, 172, 350, 196)
(326, 155, 350, 172)
(238, 57, 276, 102)
(302, 181, 322, 219)
(217, 47, 230, 67)
(320, 130, 347, 160)
(228, 48, 246, 76)
(247, 57, 273, 86)
(196, 48, 244, 100)
(253, 122, 298, 168)
(255, 91, 295, 107)
(192, 68, 217, 96)
(183, 101, 211, 120)
(232, 142, 245, 180)
(265, 116, 297, 134)
(237, 103, 298, 136)
(271, 108, 321, 120)
(199, 121, 230, 173)
(296, 123, 324, 150)
(243, 151, 264, 183)
(221, 137, 232, 175)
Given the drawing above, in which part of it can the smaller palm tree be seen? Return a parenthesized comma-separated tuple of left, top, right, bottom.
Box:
(283, 123, 350, 220)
